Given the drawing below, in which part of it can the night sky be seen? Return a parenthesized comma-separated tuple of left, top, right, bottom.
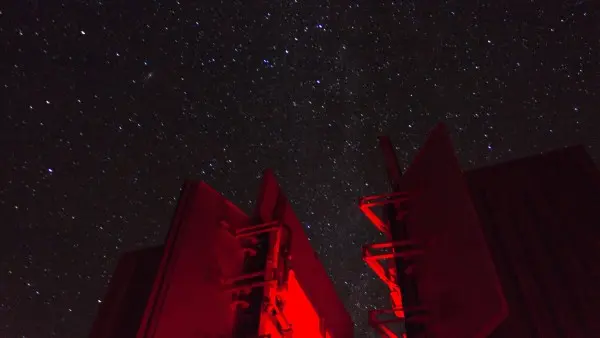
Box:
(1, 1, 599, 337)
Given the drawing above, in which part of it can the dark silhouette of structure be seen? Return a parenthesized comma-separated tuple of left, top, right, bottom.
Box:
(360, 123, 600, 337)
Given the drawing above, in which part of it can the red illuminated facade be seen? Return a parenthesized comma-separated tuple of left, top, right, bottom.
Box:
(361, 123, 600, 337)
(91, 122, 600, 338)
(90, 170, 353, 338)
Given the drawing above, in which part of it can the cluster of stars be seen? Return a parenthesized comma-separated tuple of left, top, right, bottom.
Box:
(1, 0, 599, 337)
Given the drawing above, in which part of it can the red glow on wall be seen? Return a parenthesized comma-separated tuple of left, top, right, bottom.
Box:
(257, 269, 329, 337)
(283, 270, 329, 337)
(91, 173, 353, 338)
(255, 169, 354, 338)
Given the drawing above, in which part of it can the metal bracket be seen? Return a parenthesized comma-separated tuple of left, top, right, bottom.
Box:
(369, 307, 429, 338)
(264, 298, 293, 337)
(359, 192, 410, 234)
(360, 191, 428, 337)
(221, 219, 295, 336)
(362, 240, 422, 286)
(234, 220, 283, 238)
(363, 240, 423, 318)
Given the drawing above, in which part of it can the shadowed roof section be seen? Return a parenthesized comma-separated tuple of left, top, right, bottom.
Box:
(399, 123, 508, 337)
(89, 247, 163, 338)
(135, 182, 248, 338)
(465, 145, 600, 337)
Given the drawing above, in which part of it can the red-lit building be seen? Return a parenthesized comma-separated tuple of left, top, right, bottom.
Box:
(90, 170, 353, 338)
(91, 122, 600, 338)
(360, 123, 600, 337)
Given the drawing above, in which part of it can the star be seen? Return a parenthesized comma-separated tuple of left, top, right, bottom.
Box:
(0, 1, 599, 337)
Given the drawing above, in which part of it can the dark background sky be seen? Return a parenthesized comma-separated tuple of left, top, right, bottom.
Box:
(1, 1, 599, 337)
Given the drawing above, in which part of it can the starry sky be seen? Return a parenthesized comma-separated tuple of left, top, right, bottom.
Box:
(1, 1, 599, 337)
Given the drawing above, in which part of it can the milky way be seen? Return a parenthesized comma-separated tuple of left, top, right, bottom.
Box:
(1, 1, 599, 337)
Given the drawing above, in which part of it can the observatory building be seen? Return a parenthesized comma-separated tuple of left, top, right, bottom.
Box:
(360, 124, 600, 337)
(89, 170, 353, 338)
(90, 123, 600, 337)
